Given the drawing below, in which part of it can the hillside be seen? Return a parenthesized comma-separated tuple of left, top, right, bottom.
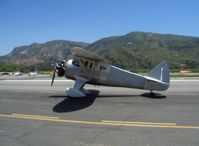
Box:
(0, 40, 89, 70)
(87, 32, 199, 69)
(1, 32, 199, 71)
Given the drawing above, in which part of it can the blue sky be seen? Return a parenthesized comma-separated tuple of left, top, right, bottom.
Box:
(0, 0, 199, 56)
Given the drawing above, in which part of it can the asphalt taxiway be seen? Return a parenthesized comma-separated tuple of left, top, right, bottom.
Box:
(0, 78, 199, 146)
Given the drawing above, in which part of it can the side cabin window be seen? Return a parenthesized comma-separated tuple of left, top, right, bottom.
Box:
(84, 60, 89, 67)
(83, 60, 93, 70)
(100, 65, 107, 71)
(74, 59, 93, 70)
(89, 62, 93, 69)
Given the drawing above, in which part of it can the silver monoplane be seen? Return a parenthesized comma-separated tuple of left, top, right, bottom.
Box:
(51, 47, 170, 97)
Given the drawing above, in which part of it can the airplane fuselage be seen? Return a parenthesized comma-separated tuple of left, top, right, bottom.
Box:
(65, 59, 169, 91)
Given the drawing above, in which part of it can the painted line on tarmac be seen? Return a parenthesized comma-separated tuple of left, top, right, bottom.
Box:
(0, 80, 73, 82)
(0, 113, 199, 129)
(101, 120, 177, 126)
(12, 114, 59, 120)
(1, 79, 199, 82)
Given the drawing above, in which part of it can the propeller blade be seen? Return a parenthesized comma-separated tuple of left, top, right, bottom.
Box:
(51, 64, 57, 86)
(51, 70, 56, 86)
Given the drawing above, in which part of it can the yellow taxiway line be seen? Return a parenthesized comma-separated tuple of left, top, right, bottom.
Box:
(101, 120, 177, 126)
(12, 114, 60, 119)
(0, 113, 199, 129)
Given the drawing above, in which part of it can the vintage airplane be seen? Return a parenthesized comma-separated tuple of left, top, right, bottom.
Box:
(51, 47, 170, 98)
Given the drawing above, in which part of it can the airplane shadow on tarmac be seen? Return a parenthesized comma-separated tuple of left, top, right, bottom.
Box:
(140, 93, 167, 99)
(50, 90, 99, 113)
(49, 91, 166, 113)
(97, 93, 166, 99)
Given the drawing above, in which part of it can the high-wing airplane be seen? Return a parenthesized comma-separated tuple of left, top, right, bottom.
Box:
(51, 47, 170, 98)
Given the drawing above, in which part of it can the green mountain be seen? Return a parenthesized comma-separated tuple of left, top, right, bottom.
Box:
(87, 32, 199, 69)
(1, 32, 199, 71)
(0, 40, 89, 70)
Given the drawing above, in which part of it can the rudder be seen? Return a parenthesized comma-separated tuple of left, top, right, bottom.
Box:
(147, 61, 170, 84)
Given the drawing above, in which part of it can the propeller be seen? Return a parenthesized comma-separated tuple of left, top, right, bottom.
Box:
(51, 60, 66, 86)
(51, 63, 57, 86)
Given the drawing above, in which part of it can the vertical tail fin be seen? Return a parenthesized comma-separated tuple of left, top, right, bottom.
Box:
(147, 61, 170, 84)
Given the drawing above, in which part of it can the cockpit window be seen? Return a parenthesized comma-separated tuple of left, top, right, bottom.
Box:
(72, 60, 80, 66)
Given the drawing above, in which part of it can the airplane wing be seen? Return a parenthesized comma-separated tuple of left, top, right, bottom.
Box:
(72, 47, 107, 62)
